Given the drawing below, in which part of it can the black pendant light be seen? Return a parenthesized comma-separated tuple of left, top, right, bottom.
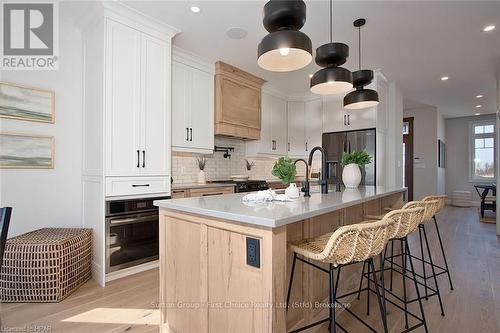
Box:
(310, 0, 353, 95)
(258, 0, 312, 72)
(344, 18, 379, 109)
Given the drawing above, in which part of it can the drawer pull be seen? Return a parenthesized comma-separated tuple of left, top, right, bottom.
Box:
(202, 192, 223, 196)
(132, 184, 150, 187)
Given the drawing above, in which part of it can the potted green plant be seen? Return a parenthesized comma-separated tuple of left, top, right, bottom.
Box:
(341, 150, 372, 188)
(272, 157, 299, 198)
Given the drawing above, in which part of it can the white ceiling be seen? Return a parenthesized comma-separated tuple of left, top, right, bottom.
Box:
(121, 0, 500, 118)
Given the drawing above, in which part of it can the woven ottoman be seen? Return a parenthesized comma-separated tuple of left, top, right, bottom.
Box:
(0, 228, 92, 302)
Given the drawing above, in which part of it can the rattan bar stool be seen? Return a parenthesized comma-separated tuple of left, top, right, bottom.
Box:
(361, 205, 430, 332)
(285, 217, 399, 333)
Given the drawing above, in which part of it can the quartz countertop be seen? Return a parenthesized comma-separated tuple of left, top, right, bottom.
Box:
(171, 182, 237, 190)
(155, 186, 406, 228)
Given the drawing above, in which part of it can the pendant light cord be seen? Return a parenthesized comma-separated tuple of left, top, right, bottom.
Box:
(329, 0, 333, 43)
(358, 24, 361, 70)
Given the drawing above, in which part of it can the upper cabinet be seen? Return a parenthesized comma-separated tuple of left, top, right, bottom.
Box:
(245, 90, 287, 156)
(287, 101, 306, 157)
(304, 99, 322, 153)
(105, 19, 170, 178)
(323, 71, 388, 133)
(172, 48, 214, 154)
(214, 61, 266, 140)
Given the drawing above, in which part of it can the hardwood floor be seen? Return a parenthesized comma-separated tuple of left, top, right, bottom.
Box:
(1, 206, 499, 333)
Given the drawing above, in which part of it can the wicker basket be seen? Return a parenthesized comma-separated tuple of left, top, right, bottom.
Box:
(0, 228, 92, 302)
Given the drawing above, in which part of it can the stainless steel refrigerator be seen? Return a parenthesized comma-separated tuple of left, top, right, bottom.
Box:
(322, 129, 376, 186)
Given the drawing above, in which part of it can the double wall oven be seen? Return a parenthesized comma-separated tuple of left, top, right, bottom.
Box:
(105, 196, 169, 273)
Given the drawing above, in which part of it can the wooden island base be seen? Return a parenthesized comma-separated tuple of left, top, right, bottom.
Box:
(159, 191, 404, 333)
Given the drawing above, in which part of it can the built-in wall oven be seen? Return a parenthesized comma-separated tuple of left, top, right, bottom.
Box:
(105, 196, 169, 273)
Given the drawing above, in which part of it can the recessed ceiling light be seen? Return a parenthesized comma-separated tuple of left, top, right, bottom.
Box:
(476, 95, 483, 98)
(475, 113, 481, 116)
(441, 76, 449, 81)
(483, 25, 495, 32)
(309, 74, 313, 78)
(190, 6, 201, 13)
(476, 105, 482, 108)
(226, 27, 248, 39)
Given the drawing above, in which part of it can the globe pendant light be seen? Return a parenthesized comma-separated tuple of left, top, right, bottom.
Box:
(344, 18, 379, 110)
(310, 0, 353, 95)
(258, 0, 312, 72)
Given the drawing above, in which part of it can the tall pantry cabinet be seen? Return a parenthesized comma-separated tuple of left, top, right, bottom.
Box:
(81, 2, 179, 286)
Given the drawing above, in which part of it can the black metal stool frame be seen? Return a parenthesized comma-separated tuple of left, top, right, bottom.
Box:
(358, 237, 429, 333)
(286, 253, 388, 333)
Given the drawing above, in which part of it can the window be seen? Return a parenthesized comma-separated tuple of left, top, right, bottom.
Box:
(470, 121, 496, 181)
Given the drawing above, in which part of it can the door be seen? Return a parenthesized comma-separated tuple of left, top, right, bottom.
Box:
(105, 19, 142, 176)
(190, 67, 214, 150)
(259, 92, 274, 153)
(271, 96, 288, 155)
(172, 61, 190, 148)
(141, 34, 170, 176)
(287, 101, 306, 156)
(346, 129, 376, 185)
(305, 99, 322, 153)
(403, 117, 414, 200)
(323, 132, 347, 184)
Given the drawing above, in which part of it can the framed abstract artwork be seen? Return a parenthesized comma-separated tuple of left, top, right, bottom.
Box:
(0, 133, 54, 169)
(0, 82, 55, 123)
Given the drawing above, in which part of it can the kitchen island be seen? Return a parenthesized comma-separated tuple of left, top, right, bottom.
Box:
(154, 186, 406, 333)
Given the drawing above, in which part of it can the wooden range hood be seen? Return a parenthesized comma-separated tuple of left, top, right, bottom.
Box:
(214, 61, 266, 140)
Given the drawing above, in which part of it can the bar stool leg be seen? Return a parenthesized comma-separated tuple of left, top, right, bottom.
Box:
(328, 264, 333, 333)
(433, 215, 454, 290)
(378, 252, 388, 318)
(404, 238, 429, 333)
(422, 225, 445, 316)
(418, 226, 429, 300)
(366, 259, 371, 316)
(286, 252, 297, 311)
(369, 259, 388, 333)
(401, 239, 408, 329)
(390, 240, 394, 291)
(356, 261, 367, 300)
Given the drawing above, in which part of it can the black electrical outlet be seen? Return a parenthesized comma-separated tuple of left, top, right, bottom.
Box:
(246, 237, 260, 268)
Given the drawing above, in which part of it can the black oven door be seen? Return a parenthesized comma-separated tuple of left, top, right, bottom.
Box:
(106, 212, 159, 273)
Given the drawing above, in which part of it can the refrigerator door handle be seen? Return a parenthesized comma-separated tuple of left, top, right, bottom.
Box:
(348, 141, 351, 153)
(347, 114, 350, 125)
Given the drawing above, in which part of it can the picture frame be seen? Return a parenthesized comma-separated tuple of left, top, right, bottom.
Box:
(0, 133, 55, 169)
(0, 82, 55, 123)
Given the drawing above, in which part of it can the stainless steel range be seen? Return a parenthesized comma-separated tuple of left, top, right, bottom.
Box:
(212, 180, 269, 193)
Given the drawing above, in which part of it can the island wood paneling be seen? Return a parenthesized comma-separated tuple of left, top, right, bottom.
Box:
(159, 191, 404, 333)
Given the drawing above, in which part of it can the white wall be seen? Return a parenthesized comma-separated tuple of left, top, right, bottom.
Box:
(0, 17, 83, 237)
(403, 107, 439, 199)
(445, 114, 496, 202)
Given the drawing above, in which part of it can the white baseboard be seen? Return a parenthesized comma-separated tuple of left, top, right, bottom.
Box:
(91, 261, 105, 287)
(105, 260, 159, 283)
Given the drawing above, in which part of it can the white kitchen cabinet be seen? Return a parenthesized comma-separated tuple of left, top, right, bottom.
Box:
(172, 48, 214, 154)
(105, 19, 171, 177)
(305, 98, 322, 152)
(287, 101, 306, 156)
(322, 71, 387, 133)
(246, 91, 287, 156)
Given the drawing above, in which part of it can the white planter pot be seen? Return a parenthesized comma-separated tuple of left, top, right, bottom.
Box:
(285, 183, 300, 198)
(342, 163, 362, 189)
(197, 170, 206, 184)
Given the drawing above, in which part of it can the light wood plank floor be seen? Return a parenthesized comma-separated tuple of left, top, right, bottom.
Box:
(1, 206, 499, 333)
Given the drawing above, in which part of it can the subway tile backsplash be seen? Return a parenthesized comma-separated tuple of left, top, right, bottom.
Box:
(171, 137, 317, 185)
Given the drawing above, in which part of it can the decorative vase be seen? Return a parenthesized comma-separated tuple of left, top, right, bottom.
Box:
(197, 170, 206, 184)
(285, 183, 300, 198)
(342, 163, 362, 189)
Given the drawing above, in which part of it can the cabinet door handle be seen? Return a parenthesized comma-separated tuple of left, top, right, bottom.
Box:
(348, 141, 351, 153)
(136, 150, 140, 168)
(142, 150, 146, 168)
(186, 128, 189, 141)
(344, 115, 346, 126)
(288, 142, 290, 152)
(305, 142, 308, 151)
(189, 128, 193, 141)
(347, 114, 350, 125)
(202, 192, 223, 196)
(132, 184, 150, 187)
